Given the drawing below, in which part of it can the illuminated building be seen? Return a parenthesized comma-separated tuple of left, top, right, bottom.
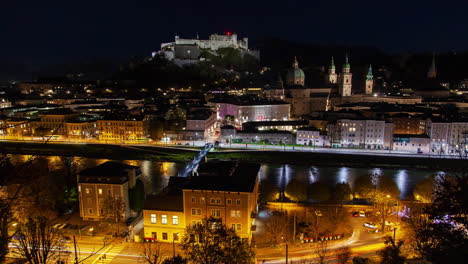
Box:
(143, 161, 260, 241)
(393, 134, 430, 153)
(365, 65, 374, 95)
(386, 114, 427, 135)
(221, 125, 295, 144)
(78, 161, 141, 221)
(328, 119, 394, 149)
(338, 54, 352, 97)
(427, 118, 468, 154)
(296, 127, 328, 147)
(184, 109, 217, 140)
(97, 115, 149, 142)
(39, 109, 79, 136)
(65, 117, 97, 140)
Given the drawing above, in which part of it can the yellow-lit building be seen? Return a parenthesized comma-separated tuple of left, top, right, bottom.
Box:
(66, 120, 97, 140)
(5, 118, 37, 138)
(143, 195, 185, 242)
(39, 109, 79, 136)
(143, 161, 260, 242)
(97, 115, 149, 142)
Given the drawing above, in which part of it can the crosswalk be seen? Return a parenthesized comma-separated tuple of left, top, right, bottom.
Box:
(91, 243, 126, 264)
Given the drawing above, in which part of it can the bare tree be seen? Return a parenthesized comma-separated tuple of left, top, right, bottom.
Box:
(11, 216, 62, 264)
(101, 195, 126, 233)
(335, 246, 352, 264)
(263, 212, 289, 245)
(139, 242, 163, 264)
(315, 240, 330, 264)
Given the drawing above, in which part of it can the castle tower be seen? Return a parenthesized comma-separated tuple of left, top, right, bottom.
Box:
(286, 56, 305, 86)
(339, 54, 352, 96)
(427, 53, 437, 79)
(328, 56, 337, 84)
(365, 65, 374, 95)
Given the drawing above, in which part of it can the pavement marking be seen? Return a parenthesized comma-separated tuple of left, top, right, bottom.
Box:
(91, 244, 126, 264)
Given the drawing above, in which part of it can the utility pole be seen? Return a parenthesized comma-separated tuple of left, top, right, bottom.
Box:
(285, 243, 288, 264)
(73, 235, 79, 264)
(293, 211, 296, 244)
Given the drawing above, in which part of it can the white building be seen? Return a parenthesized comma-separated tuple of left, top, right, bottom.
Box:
(329, 119, 392, 150)
(427, 119, 468, 154)
(393, 135, 430, 153)
(184, 109, 217, 140)
(296, 127, 328, 147)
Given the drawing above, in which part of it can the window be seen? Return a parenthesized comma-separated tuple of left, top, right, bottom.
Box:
(236, 224, 241, 231)
(172, 216, 179, 225)
(191, 196, 196, 203)
(98, 188, 102, 195)
(88, 208, 93, 215)
(231, 224, 236, 229)
(197, 209, 201, 215)
(173, 233, 179, 241)
(210, 198, 215, 203)
(151, 232, 157, 239)
(231, 210, 241, 218)
(85, 188, 90, 194)
(227, 199, 232, 205)
(191, 209, 196, 215)
(107, 190, 112, 196)
(216, 198, 221, 204)
(150, 214, 156, 224)
(200, 197, 205, 204)
(162, 233, 168, 240)
(162, 215, 167, 224)
(211, 209, 221, 217)
(236, 199, 241, 205)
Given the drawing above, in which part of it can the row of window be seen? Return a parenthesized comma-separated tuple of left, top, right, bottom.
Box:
(190, 209, 241, 218)
(83, 187, 112, 196)
(150, 232, 179, 241)
(150, 214, 179, 225)
(191, 197, 241, 205)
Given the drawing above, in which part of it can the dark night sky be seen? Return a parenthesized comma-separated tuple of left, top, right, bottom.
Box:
(2, 0, 468, 65)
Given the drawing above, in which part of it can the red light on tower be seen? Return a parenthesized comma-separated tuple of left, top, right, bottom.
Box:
(226, 31, 231, 36)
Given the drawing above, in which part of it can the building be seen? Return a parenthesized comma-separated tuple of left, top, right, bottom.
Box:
(393, 134, 430, 153)
(184, 109, 217, 140)
(338, 55, 352, 97)
(365, 65, 374, 95)
(386, 114, 427, 135)
(209, 95, 290, 126)
(143, 161, 260, 241)
(39, 108, 79, 137)
(427, 118, 468, 154)
(221, 126, 295, 145)
(97, 115, 149, 142)
(0, 99, 12, 109)
(242, 120, 308, 132)
(78, 161, 141, 221)
(296, 127, 328, 147)
(329, 119, 393, 149)
(65, 116, 97, 140)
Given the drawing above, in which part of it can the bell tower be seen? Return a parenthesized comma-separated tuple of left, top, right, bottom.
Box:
(339, 54, 352, 97)
(328, 56, 337, 84)
(365, 65, 373, 95)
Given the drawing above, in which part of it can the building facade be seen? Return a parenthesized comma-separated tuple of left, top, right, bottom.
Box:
(97, 115, 149, 142)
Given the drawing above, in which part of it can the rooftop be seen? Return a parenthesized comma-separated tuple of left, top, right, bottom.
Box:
(144, 194, 183, 212)
(78, 161, 139, 184)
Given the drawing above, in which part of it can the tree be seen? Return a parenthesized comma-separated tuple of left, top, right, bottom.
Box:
(180, 217, 255, 264)
(161, 255, 187, 264)
(101, 195, 125, 233)
(259, 179, 279, 202)
(353, 257, 372, 264)
(285, 179, 307, 201)
(308, 182, 331, 202)
(129, 179, 145, 213)
(413, 176, 434, 203)
(11, 217, 62, 264)
(140, 242, 163, 264)
(263, 213, 289, 245)
(404, 173, 468, 263)
(331, 182, 352, 203)
(378, 236, 406, 264)
(34, 126, 50, 142)
(353, 174, 375, 199)
(315, 240, 330, 264)
(335, 246, 352, 264)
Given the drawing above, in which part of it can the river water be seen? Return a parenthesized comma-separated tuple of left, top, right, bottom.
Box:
(8, 155, 443, 199)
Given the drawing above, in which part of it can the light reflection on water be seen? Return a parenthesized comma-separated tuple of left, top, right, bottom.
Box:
(8, 154, 440, 199)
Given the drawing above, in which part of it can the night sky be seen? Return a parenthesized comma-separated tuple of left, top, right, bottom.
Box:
(2, 0, 468, 64)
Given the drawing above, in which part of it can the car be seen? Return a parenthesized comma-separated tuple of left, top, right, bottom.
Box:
(352, 211, 360, 217)
(363, 222, 378, 229)
(417, 150, 424, 154)
(58, 236, 71, 243)
(185, 143, 190, 146)
(315, 210, 323, 217)
(384, 220, 394, 226)
(359, 211, 366, 217)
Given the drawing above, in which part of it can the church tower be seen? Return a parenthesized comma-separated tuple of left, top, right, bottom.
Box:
(427, 53, 437, 79)
(339, 54, 352, 96)
(365, 65, 374, 95)
(328, 56, 337, 84)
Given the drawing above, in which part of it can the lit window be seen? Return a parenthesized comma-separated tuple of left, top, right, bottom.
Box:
(200, 197, 205, 204)
(85, 188, 90, 194)
(98, 189, 102, 195)
(150, 214, 156, 224)
(162, 215, 167, 224)
(211, 209, 221, 217)
(172, 216, 179, 225)
(231, 210, 241, 218)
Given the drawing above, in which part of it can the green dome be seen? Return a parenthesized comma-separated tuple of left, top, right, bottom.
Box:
(286, 68, 305, 79)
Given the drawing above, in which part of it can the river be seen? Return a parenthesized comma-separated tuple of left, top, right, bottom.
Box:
(8, 154, 443, 199)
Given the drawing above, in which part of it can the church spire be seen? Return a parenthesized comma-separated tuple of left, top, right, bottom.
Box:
(330, 56, 335, 69)
(293, 56, 299, 69)
(427, 53, 437, 79)
(343, 54, 350, 73)
(366, 65, 373, 80)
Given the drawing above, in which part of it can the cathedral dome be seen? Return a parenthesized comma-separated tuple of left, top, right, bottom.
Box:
(286, 57, 305, 86)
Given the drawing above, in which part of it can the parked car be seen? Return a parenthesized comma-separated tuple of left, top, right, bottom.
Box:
(315, 210, 323, 217)
(359, 211, 366, 217)
(352, 211, 360, 217)
(363, 222, 378, 229)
